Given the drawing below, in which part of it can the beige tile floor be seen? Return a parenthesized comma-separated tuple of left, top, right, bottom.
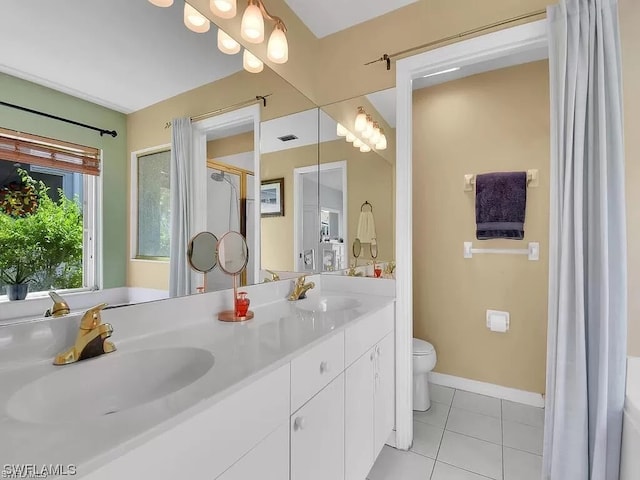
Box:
(368, 385, 544, 480)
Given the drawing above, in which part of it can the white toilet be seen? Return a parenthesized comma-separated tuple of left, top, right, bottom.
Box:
(413, 338, 437, 411)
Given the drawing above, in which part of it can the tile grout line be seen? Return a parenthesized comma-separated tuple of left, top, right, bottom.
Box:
(436, 459, 498, 480)
(429, 388, 455, 480)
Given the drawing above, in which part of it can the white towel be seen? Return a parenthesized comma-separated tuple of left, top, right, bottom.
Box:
(356, 211, 377, 244)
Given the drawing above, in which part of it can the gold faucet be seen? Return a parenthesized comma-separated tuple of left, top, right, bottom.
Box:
(346, 260, 363, 277)
(44, 291, 70, 317)
(263, 269, 280, 282)
(53, 303, 116, 365)
(288, 275, 315, 301)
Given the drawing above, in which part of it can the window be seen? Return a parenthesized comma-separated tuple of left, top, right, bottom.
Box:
(0, 128, 99, 296)
(134, 149, 171, 259)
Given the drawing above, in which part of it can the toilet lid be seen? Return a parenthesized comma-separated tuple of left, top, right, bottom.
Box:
(413, 338, 435, 355)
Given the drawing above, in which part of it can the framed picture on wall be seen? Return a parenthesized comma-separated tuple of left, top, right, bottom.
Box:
(260, 177, 284, 217)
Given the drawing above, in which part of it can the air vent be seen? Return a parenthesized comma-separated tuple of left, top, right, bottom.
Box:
(277, 134, 298, 142)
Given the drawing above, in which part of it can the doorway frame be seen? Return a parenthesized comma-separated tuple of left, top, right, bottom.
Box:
(293, 160, 348, 272)
(394, 19, 548, 450)
(192, 104, 261, 284)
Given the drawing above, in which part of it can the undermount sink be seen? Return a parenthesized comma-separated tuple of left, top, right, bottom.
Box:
(294, 296, 361, 313)
(7, 347, 214, 424)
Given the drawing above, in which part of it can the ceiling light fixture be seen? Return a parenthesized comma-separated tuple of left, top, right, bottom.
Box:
(336, 123, 348, 137)
(218, 29, 241, 54)
(360, 144, 371, 153)
(241, 2, 264, 43)
(148, 0, 174, 7)
(210, 0, 237, 18)
(243, 49, 264, 73)
(422, 67, 460, 78)
(345, 132, 356, 143)
(184, 3, 210, 33)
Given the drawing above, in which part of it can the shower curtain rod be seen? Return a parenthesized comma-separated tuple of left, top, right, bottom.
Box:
(165, 94, 271, 129)
(0, 100, 118, 137)
(365, 8, 547, 70)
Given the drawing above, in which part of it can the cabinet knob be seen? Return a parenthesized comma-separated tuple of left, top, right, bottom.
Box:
(294, 416, 306, 431)
(375, 346, 381, 359)
(319, 361, 329, 374)
(370, 351, 375, 362)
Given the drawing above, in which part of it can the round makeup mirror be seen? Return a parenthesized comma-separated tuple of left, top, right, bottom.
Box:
(187, 231, 219, 273)
(352, 238, 362, 259)
(217, 231, 249, 276)
(370, 241, 378, 259)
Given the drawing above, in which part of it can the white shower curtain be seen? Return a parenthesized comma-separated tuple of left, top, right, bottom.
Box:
(169, 117, 197, 297)
(544, 1, 627, 479)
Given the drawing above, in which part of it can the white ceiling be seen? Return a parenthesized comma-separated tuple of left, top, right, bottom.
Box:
(283, 0, 420, 38)
(366, 88, 397, 128)
(0, 0, 243, 113)
(260, 108, 339, 154)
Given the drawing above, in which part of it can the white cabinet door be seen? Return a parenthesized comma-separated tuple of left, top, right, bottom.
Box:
(291, 374, 345, 480)
(345, 347, 375, 480)
(216, 424, 289, 480)
(374, 333, 395, 456)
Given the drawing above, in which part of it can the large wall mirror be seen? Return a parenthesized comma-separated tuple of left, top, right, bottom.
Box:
(0, 0, 397, 322)
(317, 90, 396, 274)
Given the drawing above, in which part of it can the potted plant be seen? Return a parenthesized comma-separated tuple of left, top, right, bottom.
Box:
(0, 169, 83, 299)
(0, 259, 34, 301)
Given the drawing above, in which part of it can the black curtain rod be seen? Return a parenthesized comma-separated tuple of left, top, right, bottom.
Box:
(0, 101, 118, 138)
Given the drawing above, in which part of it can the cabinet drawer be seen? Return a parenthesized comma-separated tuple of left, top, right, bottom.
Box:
(345, 303, 394, 367)
(291, 331, 344, 412)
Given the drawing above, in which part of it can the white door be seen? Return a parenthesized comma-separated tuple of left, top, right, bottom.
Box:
(374, 333, 396, 456)
(299, 204, 319, 271)
(345, 348, 375, 480)
(291, 375, 345, 480)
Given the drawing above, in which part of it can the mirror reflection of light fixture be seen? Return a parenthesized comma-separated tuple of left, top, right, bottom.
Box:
(184, 3, 210, 33)
(346, 131, 356, 143)
(362, 115, 374, 138)
(370, 122, 381, 144)
(148, 0, 174, 7)
(218, 29, 241, 54)
(336, 123, 348, 137)
(353, 139, 364, 148)
(375, 129, 387, 150)
(210, 0, 237, 19)
(354, 107, 367, 132)
(360, 144, 371, 153)
(243, 49, 264, 73)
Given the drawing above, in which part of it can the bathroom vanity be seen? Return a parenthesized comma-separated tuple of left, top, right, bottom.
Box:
(0, 275, 395, 479)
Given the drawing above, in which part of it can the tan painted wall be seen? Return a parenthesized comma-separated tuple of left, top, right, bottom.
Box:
(413, 61, 549, 393)
(191, 0, 549, 106)
(621, 0, 640, 356)
(207, 132, 254, 160)
(261, 140, 394, 271)
(127, 67, 315, 289)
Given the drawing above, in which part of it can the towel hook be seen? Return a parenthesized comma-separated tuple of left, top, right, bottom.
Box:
(361, 200, 373, 212)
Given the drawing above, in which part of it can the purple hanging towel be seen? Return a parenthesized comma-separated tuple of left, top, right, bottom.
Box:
(475, 171, 527, 240)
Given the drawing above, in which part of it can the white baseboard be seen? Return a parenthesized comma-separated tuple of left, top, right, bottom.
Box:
(428, 372, 545, 408)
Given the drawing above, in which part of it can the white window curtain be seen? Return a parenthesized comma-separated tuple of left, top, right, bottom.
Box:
(544, 1, 627, 479)
(169, 117, 206, 297)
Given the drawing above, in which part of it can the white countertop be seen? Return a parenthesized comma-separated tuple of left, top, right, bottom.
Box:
(0, 279, 394, 476)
